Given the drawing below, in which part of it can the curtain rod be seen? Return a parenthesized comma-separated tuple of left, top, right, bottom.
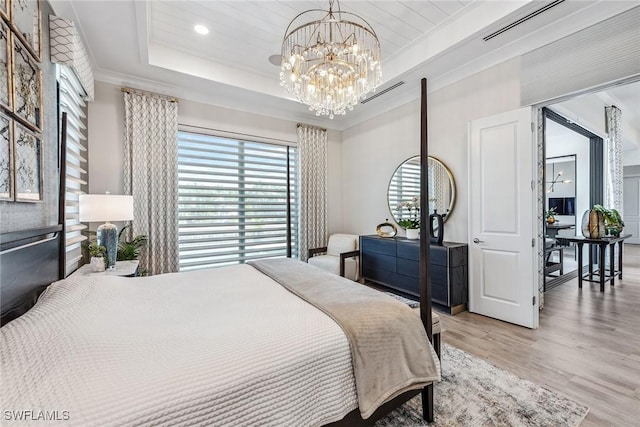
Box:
(121, 87, 179, 103)
(297, 123, 327, 132)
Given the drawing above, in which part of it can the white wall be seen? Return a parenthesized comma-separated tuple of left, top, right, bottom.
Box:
(88, 81, 344, 235)
(341, 58, 522, 243)
(552, 92, 640, 167)
(623, 148, 640, 167)
(546, 127, 591, 229)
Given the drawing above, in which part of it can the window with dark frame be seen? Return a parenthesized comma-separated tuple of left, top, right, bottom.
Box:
(177, 130, 298, 271)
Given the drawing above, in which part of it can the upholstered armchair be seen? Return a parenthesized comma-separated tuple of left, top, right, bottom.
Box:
(307, 234, 360, 281)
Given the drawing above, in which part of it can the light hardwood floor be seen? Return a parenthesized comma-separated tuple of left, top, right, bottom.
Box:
(439, 243, 640, 427)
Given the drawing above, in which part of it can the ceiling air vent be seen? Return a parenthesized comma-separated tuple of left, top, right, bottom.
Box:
(483, 0, 565, 42)
(360, 81, 405, 104)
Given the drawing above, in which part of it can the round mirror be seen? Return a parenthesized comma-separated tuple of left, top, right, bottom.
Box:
(387, 156, 456, 228)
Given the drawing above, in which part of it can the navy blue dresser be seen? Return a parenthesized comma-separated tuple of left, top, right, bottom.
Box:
(360, 235, 468, 314)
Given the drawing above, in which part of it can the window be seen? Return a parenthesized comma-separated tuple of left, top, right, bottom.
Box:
(177, 130, 298, 271)
(58, 66, 88, 276)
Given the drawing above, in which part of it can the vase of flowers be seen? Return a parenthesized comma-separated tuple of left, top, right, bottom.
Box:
(397, 196, 420, 240)
(545, 207, 557, 224)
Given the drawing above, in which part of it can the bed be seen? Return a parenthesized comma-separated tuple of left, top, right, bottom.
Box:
(0, 229, 439, 426)
(1, 79, 437, 426)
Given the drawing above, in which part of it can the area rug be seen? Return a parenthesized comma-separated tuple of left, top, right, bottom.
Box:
(384, 291, 420, 308)
(375, 344, 589, 426)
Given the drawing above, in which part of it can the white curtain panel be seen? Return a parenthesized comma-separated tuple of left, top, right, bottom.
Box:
(123, 90, 179, 275)
(297, 124, 328, 261)
(605, 106, 623, 215)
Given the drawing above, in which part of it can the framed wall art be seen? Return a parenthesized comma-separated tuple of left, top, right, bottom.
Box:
(0, 111, 11, 200)
(12, 34, 41, 131)
(0, 20, 11, 111)
(13, 119, 41, 201)
(10, 0, 40, 60)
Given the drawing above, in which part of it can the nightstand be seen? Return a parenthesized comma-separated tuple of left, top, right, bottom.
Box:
(73, 260, 140, 277)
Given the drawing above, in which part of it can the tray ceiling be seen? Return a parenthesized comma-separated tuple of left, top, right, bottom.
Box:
(50, 0, 639, 130)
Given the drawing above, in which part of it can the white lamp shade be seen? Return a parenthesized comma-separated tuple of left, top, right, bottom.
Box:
(79, 194, 134, 222)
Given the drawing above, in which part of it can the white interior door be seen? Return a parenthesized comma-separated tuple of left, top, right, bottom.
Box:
(623, 175, 640, 244)
(468, 107, 537, 329)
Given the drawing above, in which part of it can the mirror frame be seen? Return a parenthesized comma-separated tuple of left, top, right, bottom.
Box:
(387, 155, 456, 226)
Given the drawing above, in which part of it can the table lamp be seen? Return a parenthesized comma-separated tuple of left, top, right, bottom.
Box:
(79, 193, 134, 269)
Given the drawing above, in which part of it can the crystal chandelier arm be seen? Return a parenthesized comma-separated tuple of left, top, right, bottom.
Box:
(282, 9, 329, 43)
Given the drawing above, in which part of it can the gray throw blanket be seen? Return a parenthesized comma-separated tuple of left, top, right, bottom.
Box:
(248, 258, 440, 419)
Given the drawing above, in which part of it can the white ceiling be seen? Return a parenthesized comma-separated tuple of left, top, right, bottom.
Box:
(50, 0, 639, 131)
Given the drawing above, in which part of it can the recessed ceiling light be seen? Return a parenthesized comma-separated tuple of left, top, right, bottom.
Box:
(194, 24, 209, 35)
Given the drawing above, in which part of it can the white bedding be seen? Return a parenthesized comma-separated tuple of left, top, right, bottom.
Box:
(0, 265, 358, 426)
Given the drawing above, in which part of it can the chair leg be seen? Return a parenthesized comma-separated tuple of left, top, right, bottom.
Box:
(433, 332, 441, 360)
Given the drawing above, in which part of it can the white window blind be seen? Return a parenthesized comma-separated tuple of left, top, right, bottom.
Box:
(59, 65, 88, 276)
(177, 130, 298, 271)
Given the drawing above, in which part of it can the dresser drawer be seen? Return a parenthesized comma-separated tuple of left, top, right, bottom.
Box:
(395, 273, 420, 297)
(432, 282, 448, 306)
(396, 257, 419, 278)
(362, 252, 396, 273)
(430, 264, 448, 286)
(361, 236, 396, 256)
(362, 266, 397, 288)
(397, 240, 419, 261)
(430, 245, 448, 266)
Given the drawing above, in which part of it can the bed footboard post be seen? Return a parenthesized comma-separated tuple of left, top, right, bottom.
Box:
(422, 384, 434, 422)
(419, 77, 435, 425)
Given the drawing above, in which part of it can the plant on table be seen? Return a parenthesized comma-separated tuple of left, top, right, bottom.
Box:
(117, 225, 148, 261)
(396, 196, 420, 229)
(88, 242, 107, 271)
(545, 207, 557, 224)
(592, 205, 624, 237)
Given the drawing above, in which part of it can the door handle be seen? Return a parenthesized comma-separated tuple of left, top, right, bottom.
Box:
(473, 238, 484, 244)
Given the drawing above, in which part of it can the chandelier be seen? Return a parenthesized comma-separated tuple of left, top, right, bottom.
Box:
(547, 165, 572, 193)
(280, 0, 381, 119)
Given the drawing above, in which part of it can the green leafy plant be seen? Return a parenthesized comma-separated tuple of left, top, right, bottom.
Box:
(117, 225, 148, 261)
(545, 206, 557, 220)
(592, 204, 624, 236)
(88, 242, 106, 258)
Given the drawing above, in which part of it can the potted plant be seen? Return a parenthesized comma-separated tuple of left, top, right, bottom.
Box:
(545, 207, 557, 224)
(397, 196, 420, 240)
(88, 242, 107, 272)
(117, 225, 148, 261)
(593, 205, 624, 237)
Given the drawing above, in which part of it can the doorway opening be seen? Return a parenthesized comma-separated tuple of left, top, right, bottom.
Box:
(542, 108, 603, 291)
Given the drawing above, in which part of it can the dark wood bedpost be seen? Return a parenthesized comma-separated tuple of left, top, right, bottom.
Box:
(58, 112, 68, 279)
(419, 77, 434, 422)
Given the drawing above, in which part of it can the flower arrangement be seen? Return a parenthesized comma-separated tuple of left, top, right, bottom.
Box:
(545, 207, 557, 224)
(396, 196, 420, 229)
